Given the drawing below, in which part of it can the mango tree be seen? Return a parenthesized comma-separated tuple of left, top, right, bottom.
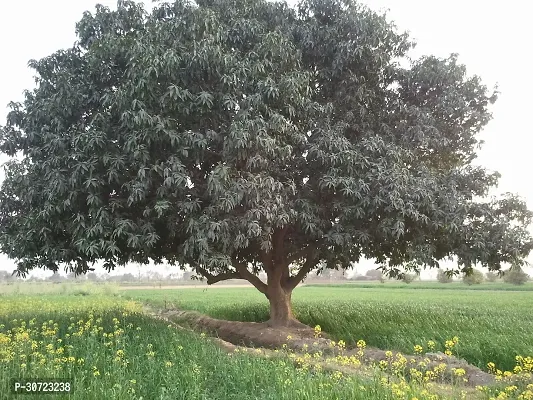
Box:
(1, 0, 532, 327)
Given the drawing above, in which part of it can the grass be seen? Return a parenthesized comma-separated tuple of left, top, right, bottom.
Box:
(0, 294, 410, 400)
(2, 283, 533, 399)
(0, 282, 120, 296)
(124, 284, 533, 373)
(305, 281, 533, 291)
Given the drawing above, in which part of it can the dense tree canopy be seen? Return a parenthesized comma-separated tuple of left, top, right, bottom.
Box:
(1, 0, 532, 326)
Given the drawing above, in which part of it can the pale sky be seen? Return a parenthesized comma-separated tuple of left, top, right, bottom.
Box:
(0, 0, 532, 278)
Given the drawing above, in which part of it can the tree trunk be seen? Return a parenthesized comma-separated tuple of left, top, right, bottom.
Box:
(266, 285, 310, 329)
(267, 284, 295, 327)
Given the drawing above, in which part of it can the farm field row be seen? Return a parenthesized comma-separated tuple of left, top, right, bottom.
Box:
(0, 295, 426, 400)
(304, 281, 533, 291)
(124, 285, 533, 372)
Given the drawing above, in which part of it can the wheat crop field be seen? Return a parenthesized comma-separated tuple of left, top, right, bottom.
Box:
(1, 281, 532, 399)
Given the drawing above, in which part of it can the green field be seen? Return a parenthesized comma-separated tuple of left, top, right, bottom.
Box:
(304, 281, 533, 291)
(1, 282, 533, 399)
(0, 293, 412, 400)
(124, 284, 533, 372)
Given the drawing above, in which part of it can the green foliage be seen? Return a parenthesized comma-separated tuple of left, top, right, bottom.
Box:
(462, 269, 484, 285)
(437, 269, 453, 283)
(485, 271, 498, 282)
(502, 267, 530, 285)
(1, 296, 397, 400)
(401, 273, 417, 284)
(0, 0, 532, 291)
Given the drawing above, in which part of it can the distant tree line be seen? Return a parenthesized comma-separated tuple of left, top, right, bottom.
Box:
(0, 264, 530, 285)
(435, 267, 531, 285)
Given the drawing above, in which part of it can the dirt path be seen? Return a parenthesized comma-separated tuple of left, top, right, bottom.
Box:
(149, 306, 502, 389)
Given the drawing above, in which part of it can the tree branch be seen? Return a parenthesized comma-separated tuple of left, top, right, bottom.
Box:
(285, 245, 311, 267)
(195, 266, 241, 285)
(287, 248, 319, 290)
(285, 238, 324, 267)
(232, 256, 268, 294)
(273, 226, 288, 265)
(259, 248, 273, 274)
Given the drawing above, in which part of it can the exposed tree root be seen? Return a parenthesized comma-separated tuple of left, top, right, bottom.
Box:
(147, 306, 527, 391)
(265, 318, 313, 330)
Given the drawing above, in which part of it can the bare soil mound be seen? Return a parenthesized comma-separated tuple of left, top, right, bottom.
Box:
(153, 307, 497, 387)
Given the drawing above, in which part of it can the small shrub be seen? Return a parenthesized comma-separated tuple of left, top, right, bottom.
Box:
(502, 268, 529, 285)
(437, 269, 453, 283)
(485, 271, 498, 282)
(102, 284, 120, 296)
(462, 269, 484, 285)
(402, 273, 417, 284)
